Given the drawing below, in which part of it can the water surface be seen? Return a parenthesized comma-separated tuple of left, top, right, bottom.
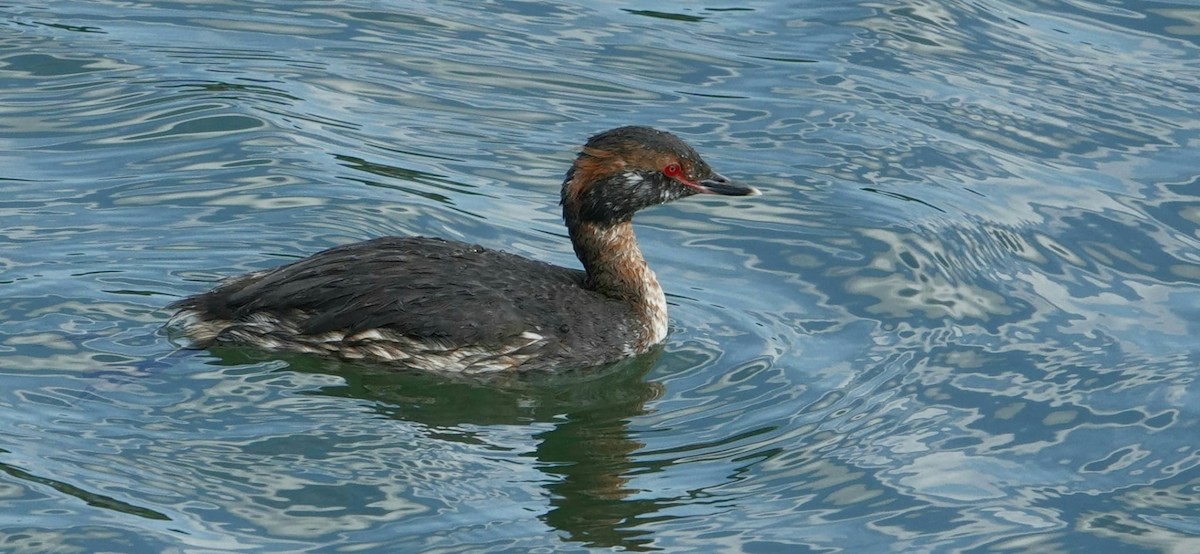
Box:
(2, 1, 1199, 552)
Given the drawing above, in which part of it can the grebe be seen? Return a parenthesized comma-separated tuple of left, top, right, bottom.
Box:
(170, 126, 758, 373)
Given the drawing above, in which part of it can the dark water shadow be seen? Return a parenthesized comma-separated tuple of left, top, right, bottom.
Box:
(201, 345, 669, 551)
(0, 448, 170, 522)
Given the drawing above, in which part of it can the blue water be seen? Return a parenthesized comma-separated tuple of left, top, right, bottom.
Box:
(3, 1, 1199, 552)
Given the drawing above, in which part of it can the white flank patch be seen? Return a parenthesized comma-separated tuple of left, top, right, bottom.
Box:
(519, 330, 544, 342)
(172, 308, 549, 373)
(349, 328, 386, 341)
(312, 331, 347, 343)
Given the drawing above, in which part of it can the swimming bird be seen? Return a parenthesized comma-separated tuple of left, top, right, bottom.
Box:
(169, 126, 758, 373)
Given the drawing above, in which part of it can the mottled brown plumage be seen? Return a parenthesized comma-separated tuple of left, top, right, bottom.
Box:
(169, 126, 758, 373)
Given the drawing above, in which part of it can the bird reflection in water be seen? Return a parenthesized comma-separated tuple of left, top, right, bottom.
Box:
(207, 346, 667, 551)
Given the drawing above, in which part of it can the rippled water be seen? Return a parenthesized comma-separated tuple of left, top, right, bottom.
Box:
(3, 0, 1199, 552)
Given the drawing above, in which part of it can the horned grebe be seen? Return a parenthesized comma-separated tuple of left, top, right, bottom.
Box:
(169, 126, 758, 373)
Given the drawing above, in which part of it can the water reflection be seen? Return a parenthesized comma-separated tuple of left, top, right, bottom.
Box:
(0, 448, 169, 521)
(205, 346, 666, 551)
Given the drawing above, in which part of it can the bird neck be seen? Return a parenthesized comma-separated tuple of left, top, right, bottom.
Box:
(567, 218, 668, 349)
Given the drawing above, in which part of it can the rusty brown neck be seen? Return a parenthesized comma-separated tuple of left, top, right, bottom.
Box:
(569, 220, 645, 297)
(566, 217, 668, 349)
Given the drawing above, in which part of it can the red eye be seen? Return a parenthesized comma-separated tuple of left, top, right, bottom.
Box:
(663, 163, 683, 177)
